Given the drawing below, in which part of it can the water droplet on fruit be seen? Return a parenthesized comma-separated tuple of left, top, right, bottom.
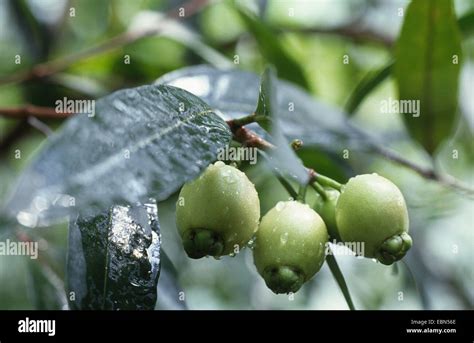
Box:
(247, 237, 256, 249)
(275, 201, 286, 211)
(280, 232, 289, 244)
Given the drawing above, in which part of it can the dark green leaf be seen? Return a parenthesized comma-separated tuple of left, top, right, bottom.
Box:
(395, 0, 462, 153)
(5, 84, 231, 227)
(458, 10, 474, 36)
(345, 62, 393, 115)
(67, 199, 161, 310)
(326, 250, 356, 310)
(233, 4, 311, 89)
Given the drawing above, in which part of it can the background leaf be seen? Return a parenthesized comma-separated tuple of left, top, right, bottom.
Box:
(394, 0, 462, 154)
(4, 84, 231, 227)
(233, 3, 311, 89)
(27, 260, 68, 310)
(155, 251, 187, 310)
(255, 66, 309, 184)
(156, 65, 363, 153)
(345, 62, 393, 115)
(458, 10, 474, 36)
(255, 66, 277, 130)
(67, 199, 161, 310)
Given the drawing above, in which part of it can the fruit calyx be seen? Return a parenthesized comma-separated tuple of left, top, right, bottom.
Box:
(182, 229, 225, 259)
(262, 266, 305, 294)
(375, 232, 413, 265)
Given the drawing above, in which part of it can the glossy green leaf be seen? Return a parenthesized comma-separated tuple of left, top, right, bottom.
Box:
(233, 4, 311, 89)
(395, 0, 462, 153)
(68, 199, 161, 310)
(5, 84, 231, 227)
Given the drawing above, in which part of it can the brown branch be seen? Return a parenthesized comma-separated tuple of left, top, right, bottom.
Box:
(227, 120, 275, 150)
(290, 24, 394, 48)
(372, 145, 474, 195)
(0, 0, 209, 86)
(0, 105, 72, 119)
(226, 118, 474, 196)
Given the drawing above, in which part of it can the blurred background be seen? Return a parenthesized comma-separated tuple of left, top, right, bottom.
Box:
(0, 0, 472, 310)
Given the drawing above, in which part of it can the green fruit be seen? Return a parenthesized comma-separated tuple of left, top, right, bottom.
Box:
(314, 189, 341, 241)
(176, 161, 260, 259)
(253, 201, 328, 294)
(335, 174, 412, 265)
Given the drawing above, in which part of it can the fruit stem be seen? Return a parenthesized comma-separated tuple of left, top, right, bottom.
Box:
(259, 150, 299, 199)
(276, 175, 299, 200)
(297, 184, 307, 202)
(313, 174, 342, 191)
(227, 113, 267, 128)
(311, 181, 328, 200)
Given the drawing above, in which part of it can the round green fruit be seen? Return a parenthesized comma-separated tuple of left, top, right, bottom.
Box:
(176, 161, 260, 259)
(253, 201, 328, 294)
(313, 189, 341, 241)
(335, 174, 412, 265)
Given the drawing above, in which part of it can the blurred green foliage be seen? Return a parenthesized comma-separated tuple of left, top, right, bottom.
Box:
(0, 0, 473, 310)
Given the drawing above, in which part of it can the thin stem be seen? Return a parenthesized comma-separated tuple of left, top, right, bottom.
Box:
(276, 175, 298, 200)
(371, 144, 474, 195)
(297, 184, 307, 202)
(311, 181, 328, 201)
(227, 113, 266, 129)
(0, 105, 72, 119)
(259, 150, 298, 199)
(313, 174, 343, 191)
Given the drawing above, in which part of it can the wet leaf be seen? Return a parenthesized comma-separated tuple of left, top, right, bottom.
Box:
(157, 65, 362, 152)
(67, 199, 161, 310)
(5, 84, 231, 227)
(395, 0, 462, 153)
